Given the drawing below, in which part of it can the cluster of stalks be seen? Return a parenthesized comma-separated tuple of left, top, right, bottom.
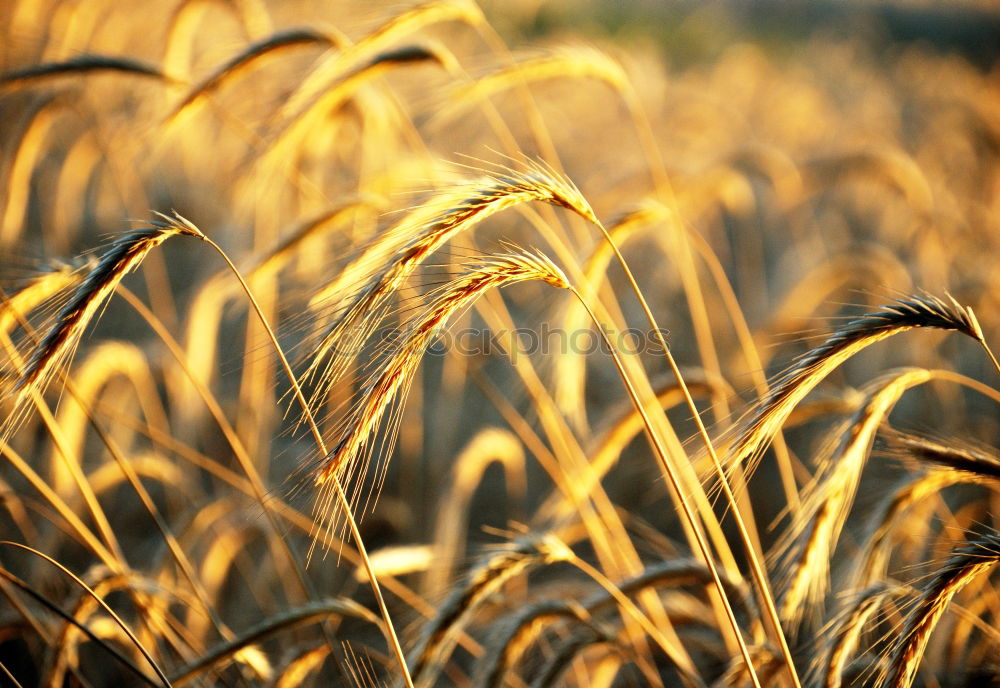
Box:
(1, 1, 1000, 687)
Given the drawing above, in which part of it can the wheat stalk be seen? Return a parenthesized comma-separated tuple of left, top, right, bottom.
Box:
(44, 568, 182, 687)
(553, 198, 665, 432)
(800, 148, 933, 216)
(429, 427, 526, 594)
(570, 287, 766, 688)
(0, 564, 163, 687)
(0, 541, 172, 688)
(2, 96, 66, 246)
(135, 213, 414, 688)
(710, 645, 783, 688)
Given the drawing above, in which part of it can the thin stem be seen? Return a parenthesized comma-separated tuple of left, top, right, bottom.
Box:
(0, 567, 159, 688)
(609, 74, 800, 683)
(981, 341, 1000, 378)
(570, 286, 762, 688)
(118, 286, 322, 592)
(591, 223, 802, 688)
(564, 548, 705, 688)
(0, 660, 25, 688)
(1, 542, 172, 688)
(200, 236, 414, 688)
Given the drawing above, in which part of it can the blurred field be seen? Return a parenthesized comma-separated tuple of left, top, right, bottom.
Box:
(1, 1, 999, 686)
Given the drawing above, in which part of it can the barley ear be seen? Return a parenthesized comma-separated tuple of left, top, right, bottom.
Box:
(884, 531, 1000, 688)
(3, 214, 202, 438)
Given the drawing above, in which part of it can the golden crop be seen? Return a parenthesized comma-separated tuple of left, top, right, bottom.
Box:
(1, 1, 999, 686)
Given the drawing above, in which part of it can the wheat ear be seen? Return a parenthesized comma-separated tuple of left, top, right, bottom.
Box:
(530, 626, 618, 688)
(432, 44, 628, 129)
(856, 434, 1000, 586)
(168, 598, 378, 685)
(4, 217, 203, 436)
(856, 469, 969, 588)
(304, 165, 596, 409)
(892, 432, 1000, 481)
(730, 294, 990, 478)
(409, 535, 572, 688)
(721, 294, 992, 686)
(274, 0, 482, 124)
(775, 368, 933, 629)
(165, 27, 341, 124)
(313, 249, 570, 538)
(478, 557, 753, 688)
(259, 42, 452, 173)
(477, 599, 593, 688)
(820, 584, 900, 688)
(0, 54, 173, 87)
(0, 261, 81, 340)
(884, 531, 1000, 688)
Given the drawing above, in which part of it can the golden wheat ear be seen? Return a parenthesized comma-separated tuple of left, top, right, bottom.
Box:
(311, 248, 570, 543)
(883, 530, 1000, 688)
(890, 432, 1000, 481)
(819, 584, 903, 688)
(3, 215, 203, 437)
(164, 27, 342, 126)
(729, 293, 990, 480)
(303, 164, 595, 417)
(408, 535, 571, 688)
(475, 557, 751, 688)
(773, 367, 935, 632)
(851, 432, 1000, 590)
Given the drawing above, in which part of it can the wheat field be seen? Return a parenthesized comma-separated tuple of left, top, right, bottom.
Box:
(1, 1, 999, 686)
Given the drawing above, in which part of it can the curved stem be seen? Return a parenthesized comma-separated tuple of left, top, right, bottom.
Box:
(570, 286, 762, 688)
(200, 236, 415, 688)
(609, 76, 800, 685)
(1, 542, 172, 688)
(590, 222, 801, 688)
